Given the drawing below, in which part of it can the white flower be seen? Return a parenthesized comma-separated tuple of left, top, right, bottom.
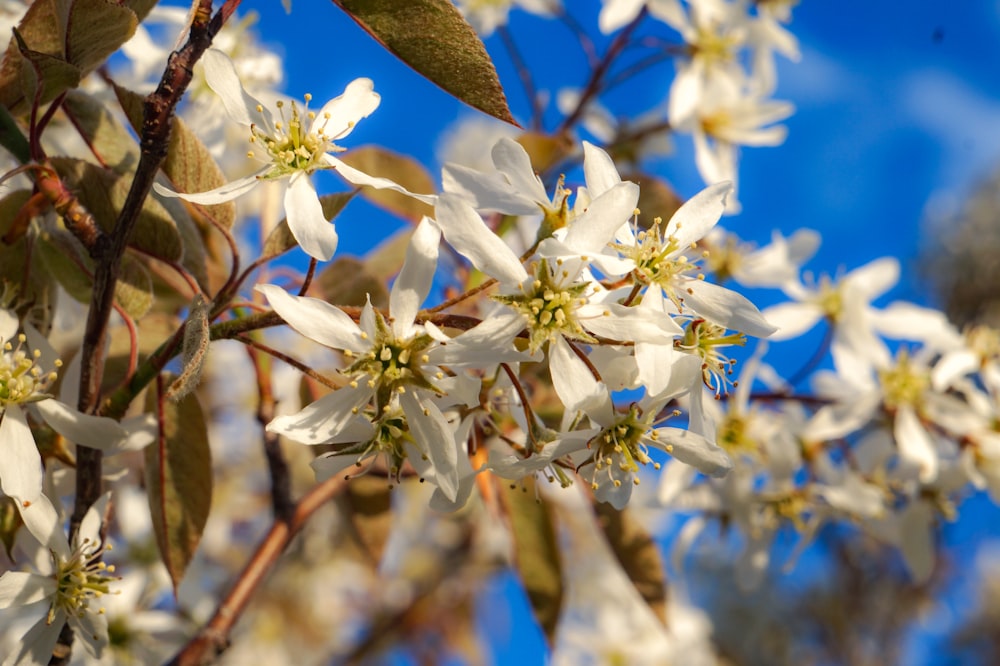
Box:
(455, 0, 559, 36)
(258, 219, 522, 500)
(153, 49, 433, 261)
(598, 0, 686, 34)
(0, 311, 128, 504)
(0, 493, 115, 665)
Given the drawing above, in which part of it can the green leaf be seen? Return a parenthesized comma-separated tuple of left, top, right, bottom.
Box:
(335, 476, 395, 565)
(61, 91, 141, 174)
(315, 255, 389, 309)
(65, 0, 138, 74)
(116, 254, 154, 320)
(332, 0, 516, 125)
(12, 30, 82, 110)
(0, 103, 29, 163)
(144, 384, 213, 593)
(364, 226, 413, 283)
(261, 191, 356, 261)
(503, 479, 563, 643)
(51, 157, 184, 262)
(594, 502, 669, 624)
(113, 83, 237, 231)
(34, 224, 93, 304)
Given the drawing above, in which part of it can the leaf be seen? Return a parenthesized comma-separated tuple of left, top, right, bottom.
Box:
(314, 255, 389, 309)
(144, 383, 213, 592)
(51, 157, 184, 262)
(65, 0, 138, 74)
(338, 146, 435, 222)
(114, 84, 237, 231)
(116, 255, 154, 320)
(61, 91, 140, 175)
(332, 0, 516, 125)
(627, 171, 683, 228)
(503, 478, 563, 643)
(364, 225, 412, 283)
(335, 476, 395, 565)
(12, 31, 82, 110)
(34, 225, 93, 304)
(594, 502, 668, 624)
(261, 191, 356, 261)
(516, 132, 574, 175)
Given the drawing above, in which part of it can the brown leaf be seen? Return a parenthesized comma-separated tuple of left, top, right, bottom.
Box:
(594, 502, 669, 624)
(332, 0, 516, 125)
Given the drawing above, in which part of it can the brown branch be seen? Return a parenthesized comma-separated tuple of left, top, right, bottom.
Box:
(166, 474, 348, 666)
(246, 341, 294, 521)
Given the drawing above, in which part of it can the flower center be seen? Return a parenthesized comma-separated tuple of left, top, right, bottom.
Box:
(342, 310, 437, 410)
(0, 334, 60, 407)
(587, 404, 661, 490)
(675, 318, 746, 395)
(51, 538, 117, 624)
(878, 351, 929, 410)
(248, 95, 337, 177)
(494, 258, 595, 353)
(619, 218, 709, 313)
(333, 406, 413, 484)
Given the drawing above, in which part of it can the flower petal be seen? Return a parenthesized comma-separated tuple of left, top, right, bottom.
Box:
(18, 492, 71, 557)
(683, 280, 777, 337)
(327, 155, 436, 205)
(581, 141, 622, 196)
(267, 386, 374, 446)
(0, 572, 56, 609)
(400, 391, 458, 502)
(285, 172, 338, 261)
(202, 48, 270, 129)
(666, 181, 731, 248)
(491, 137, 550, 204)
(434, 194, 528, 286)
(314, 77, 380, 141)
(654, 427, 733, 477)
(256, 284, 366, 353)
(562, 181, 639, 254)
(549, 336, 606, 416)
(153, 170, 264, 205)
(4, 612, 65, 666)
(390, 217, 440, 338)
(34, 399, 127, 451)
(0, 406, 42, 502)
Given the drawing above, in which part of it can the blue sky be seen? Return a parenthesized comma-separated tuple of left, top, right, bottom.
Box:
(207, 1, 1000, 662)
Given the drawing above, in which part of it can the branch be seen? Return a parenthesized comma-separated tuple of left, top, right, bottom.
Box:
(166, 475, 348, 665)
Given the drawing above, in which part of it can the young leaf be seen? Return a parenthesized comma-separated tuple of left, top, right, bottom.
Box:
(314, 255, 389, 309)
(332, 0, 516, 125)
(116, 254, 154, 320)
(65, 0, 138, 74)
(61, 91, 140, 175)
(335, 476, 395, 565)
(144, 381, 213, 593)
(503, 479, 563, 643)
(338, 146, 435, 222)
(594, 502, 669, 624)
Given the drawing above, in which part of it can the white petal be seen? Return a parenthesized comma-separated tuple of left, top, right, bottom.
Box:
(78, 493, 111, 547)
(202, 48, 269, 129)
(0, 307, 17, 342)
(433, 195, 528, 286)
(562, 181, 639, 254)
(598, 0, 645, 33)
(267, 387, 373, 446)
(256, 284, 367, 353)
(390, 218, 440, 338)
(285, 172, 338, 261)
(314, 78, 380, 141)
(34, 399, 127, 450)
(0, 406, 42, 502)
(581, 301, 682, 341)
(441, 163, 538, 215)
(4, 612, 65, 666)
(18, 493, 71, 558)
(0, 572, 55, 609)
(895, 405, 938, 483)
(759, 301, 823, 340)
(400, 392, 458, 502)
(491, 137, 550, 204)
(68, 607, 108, 657)
(581, 141, 622, 196)
(846, 257, 899, 299)
(683, 280, 777, 337)
(327, 156, 436, 205)
(666, 181, 731, 248)
(549, 336, 605, 416)
(152, 170, 264, 205)
(654, 428, 733, 477)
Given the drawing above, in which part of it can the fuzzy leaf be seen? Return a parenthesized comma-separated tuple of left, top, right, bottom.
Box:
(116, 255, 154, 320)
(65, 0, 138, 74)
(144, 383, 213, 592)
(51, 157, 184, 262)
(503, 479, 563, 643)
(335, 476, 394, 565)
(61, 91, 140, 175)
(114, 84, 237, 231)
(315, 255, 389, 309)
(594, 502, 668, 624)
(332, 0, 515, 125)
(339, 146, 435, 222)
(34, 225, 93, 303)
(261, 191, 356, 261)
